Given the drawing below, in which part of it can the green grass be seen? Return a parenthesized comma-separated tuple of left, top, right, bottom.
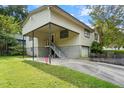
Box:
(0, 56, 119, 88)
(103, 50, 124, 54)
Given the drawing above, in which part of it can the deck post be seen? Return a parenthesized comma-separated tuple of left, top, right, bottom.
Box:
(32, 31, 34, 61)
(48, 23, 51, 64)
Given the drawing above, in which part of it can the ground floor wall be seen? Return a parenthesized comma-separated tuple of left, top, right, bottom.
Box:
(60, 45, 81, 58)
(26, 45, 90, 58)
(60, 45, 90, 58)
(26, 47, 39, 57)
(80, 46, 90, 58)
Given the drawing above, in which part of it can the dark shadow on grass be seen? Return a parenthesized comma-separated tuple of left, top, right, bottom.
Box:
(22, 60, 119, 88)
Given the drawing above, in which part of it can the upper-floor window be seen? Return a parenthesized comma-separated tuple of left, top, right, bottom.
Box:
(94, 33, 98, 40)
(60, 30, 69, 39)
(84, 29, 90, 38)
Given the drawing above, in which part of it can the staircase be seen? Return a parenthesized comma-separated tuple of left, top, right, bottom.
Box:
(50, 43, 66, 58)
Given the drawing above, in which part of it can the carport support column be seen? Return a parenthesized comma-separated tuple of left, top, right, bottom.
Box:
(32, 31, 34, 61)
(48, 23, 51, 64)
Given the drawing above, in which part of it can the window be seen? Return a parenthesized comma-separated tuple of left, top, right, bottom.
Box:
(60, 30, 69, 39)
(95, 33, 98, 40)
(84, 29, 90, 38)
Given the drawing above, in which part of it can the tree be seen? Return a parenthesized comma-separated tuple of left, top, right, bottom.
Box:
(0, 15, 21, 55)
(113, 31, 124, 50)
(0, 14, 21, 34)
(0, 5, 28, 23)
(0, 5, 28, 55)
(88, 5, 124, 49)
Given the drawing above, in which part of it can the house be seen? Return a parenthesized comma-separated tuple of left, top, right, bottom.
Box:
(22, 5, 99, 59)
(103, 47, 124, 50)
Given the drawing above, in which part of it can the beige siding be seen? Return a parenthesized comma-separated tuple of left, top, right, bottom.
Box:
(25, 36, 38, 48)
(50, 10, 96, 46)
(32, 29, 80, 47)
(79, 30, 99, 47)
(22, 9, 50, 35)
(25, 36, 38, 56)
(79, 31, 95, 46)
(36, 33, 48, 47)
(51, 10, 82, 34)
(54, 31, 79, 47)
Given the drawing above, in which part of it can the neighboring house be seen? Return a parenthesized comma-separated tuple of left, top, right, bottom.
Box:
(22, 5, 99, 58)
(103, 47, 124, 50)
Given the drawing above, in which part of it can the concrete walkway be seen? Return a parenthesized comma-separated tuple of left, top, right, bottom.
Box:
(25, 58, 124, 87)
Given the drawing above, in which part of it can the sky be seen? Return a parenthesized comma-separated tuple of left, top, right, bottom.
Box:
(27, 5, 92, 27)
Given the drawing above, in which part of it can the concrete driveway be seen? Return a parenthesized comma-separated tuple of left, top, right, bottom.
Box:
(51, 59, 124, 87)
(25, 57, 124, 87)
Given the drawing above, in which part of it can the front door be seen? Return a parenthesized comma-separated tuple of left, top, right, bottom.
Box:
(51, 34, 55, 57)
(51, 34, 55, 43)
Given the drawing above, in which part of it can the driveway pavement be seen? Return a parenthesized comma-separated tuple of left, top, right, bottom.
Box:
(25, 58, 124, 87)
(51, 59, 124, 87)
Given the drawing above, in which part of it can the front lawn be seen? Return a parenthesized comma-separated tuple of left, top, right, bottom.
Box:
(0, 56, 119, 88)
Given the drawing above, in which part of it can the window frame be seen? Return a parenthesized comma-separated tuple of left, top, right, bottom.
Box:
(94, 33, 98, 40)
(60, 30, 69, 39)
(84, 29, 90, 38)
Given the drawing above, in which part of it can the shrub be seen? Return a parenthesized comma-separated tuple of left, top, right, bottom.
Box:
(90, 41, 103, 53)
(7, 39, 25, 56)
(9, 44, 24, 55)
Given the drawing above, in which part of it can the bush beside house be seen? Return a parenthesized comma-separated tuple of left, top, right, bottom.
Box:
(90, 41, 124, 66)
(90, 41, 103, 53)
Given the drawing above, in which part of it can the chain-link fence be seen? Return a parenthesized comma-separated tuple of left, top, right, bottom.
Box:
(90, 52, 124, 66)
(0, 38, 8, 56)
(24, 47, 58, 63)
(25, 47, 58, 57)
(0, 38, 25, 56)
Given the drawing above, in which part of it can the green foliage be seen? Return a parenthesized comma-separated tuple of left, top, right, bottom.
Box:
(91, 41, 103, 53)
(0, 14, 21, 34)
(103, 50, 124, 54)
(0, 15, 22, 55)
(0, 5, 28, 23)
(113, 31, 124, 49)
(0, 5, 28, 56)
(88, 5, 124, 48)
(9, 42, 24, 56)
(0, 56, 119, 88)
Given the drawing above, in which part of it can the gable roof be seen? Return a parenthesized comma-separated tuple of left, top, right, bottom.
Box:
(22, 5, 93, 31)
(22, 5, 47, 27)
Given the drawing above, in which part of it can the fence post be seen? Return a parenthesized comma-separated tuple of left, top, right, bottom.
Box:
(48, 23, 51, 64)
(23, 35, 25, 59)
(32, 31, 34, 61)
